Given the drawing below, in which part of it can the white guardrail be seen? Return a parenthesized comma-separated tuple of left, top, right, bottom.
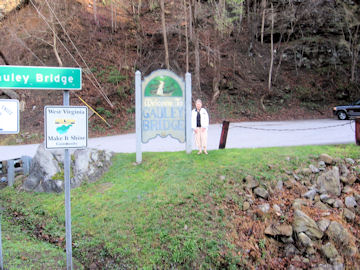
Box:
(0, 156, 31, 186)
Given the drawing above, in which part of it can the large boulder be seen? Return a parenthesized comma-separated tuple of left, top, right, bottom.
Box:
(326, 221, 358, 257)
(254, 187, 269, 200)
(316, 167, 342, 196)
(243, 175, 259, 189)
(265, 224, 293, 237)
(321, 242, 338, 260)
(72, 149, 113, 188)
(320, 154, 334, 165)
(22, 144, 113, 193)
(292, 209, 323, 240)
(23, 144, 61, 192)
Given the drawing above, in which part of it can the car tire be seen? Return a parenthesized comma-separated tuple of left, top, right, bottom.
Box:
(337, 111, 348, 120)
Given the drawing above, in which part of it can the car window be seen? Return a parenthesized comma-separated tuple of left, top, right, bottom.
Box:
(355, 100, 360, 105)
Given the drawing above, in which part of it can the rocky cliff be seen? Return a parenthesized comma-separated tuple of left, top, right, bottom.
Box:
(264, 0, 360, 70)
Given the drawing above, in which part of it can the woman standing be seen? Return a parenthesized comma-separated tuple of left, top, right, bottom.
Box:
(191, 99, 209, 154)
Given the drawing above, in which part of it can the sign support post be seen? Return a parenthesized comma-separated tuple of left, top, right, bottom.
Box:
(185, 73, 192, 154)
(135, 71, 142, 163)
(0, 208, 3, 270)
(0, 66, 83, 270)
(63, 90, 73, 270)
(356, 118, 360, 146)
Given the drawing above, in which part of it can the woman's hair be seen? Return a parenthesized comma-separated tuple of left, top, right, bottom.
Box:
(195, 99, 202, 105)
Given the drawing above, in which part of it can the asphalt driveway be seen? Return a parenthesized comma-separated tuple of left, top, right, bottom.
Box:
(0, 119, 356, 160)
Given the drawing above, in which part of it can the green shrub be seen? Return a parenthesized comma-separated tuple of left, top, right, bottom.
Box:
(107, 67, 127, 85)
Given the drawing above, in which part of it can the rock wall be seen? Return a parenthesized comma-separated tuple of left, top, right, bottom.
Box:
(263, 0, 360, 69)
(22, 144, 114, 193)
(231, 153, 360, 269)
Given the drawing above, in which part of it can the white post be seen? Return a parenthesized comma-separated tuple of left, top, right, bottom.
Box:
(135, 71, 142, 163)
(7, 160, 14, 187)
(0, 208, 3, 270)
(185, 73, 192, 154)
(63, 90, 73, 270)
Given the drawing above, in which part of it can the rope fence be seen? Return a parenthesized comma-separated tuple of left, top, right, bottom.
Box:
(229, 120, 354, 132)
(219, 120, 358, 149)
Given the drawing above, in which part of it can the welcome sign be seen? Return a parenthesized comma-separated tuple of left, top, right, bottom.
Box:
(0, 66, 81, 90)
(142, 70, 185, 143)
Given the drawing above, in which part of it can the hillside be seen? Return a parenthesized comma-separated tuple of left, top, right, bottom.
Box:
(0, 0, 359, 143)
(1, 145, 360, 269)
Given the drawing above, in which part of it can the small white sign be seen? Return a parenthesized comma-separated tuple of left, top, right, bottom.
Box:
(45, 106, 88, 149)
(0, 99, 19, 134)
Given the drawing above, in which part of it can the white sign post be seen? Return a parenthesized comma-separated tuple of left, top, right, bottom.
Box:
(45, 105, 87, 270)
(0, 99, 19, 134)
(0, 66, 82, 270)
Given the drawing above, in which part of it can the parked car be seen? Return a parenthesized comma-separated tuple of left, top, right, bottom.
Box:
(333, 99, 360, 120)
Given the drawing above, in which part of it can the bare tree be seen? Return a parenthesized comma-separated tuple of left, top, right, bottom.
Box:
(93, 0, 99, 27)
(111, 0, 114, 33)
(350, 25, 359, 82)
(211, 48, 221, 104)
(0, 50, 10, 65)
(160, 0, 170, 69)
(191, 0, 201, 92)
(50, 3, 63, 67)
(260, 0, 267, 44)
(268, 3, 274, 91)
(183, 0, 189, 73)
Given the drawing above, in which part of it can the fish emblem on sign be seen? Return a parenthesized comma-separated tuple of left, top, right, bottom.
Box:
(144, 75, 183, 97)
(55, 119, 75, 134)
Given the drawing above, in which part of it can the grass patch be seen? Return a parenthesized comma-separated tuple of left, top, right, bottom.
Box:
(1, 212, 83, 269)
(0, 144, 359, 268)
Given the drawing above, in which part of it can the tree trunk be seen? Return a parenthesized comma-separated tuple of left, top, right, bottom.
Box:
(51, 11, 63, 67)
(189, 3, 193, 41)
(160, 0, 170, 69)
(0, 51, 10, 65)
(351, 25, 359, 82)
(239, 0, 244, 29)
(247, 0, 250, 28)
(138, 0, 142, 16)
(260, 0, 266, 44)
(191, 0, 201, 92)
(114, 2, 117, 31)
(211, 48, 221, 104)
(184, 0, 189, 73)
(111, 0, 114, 33)
(194, 29, 201, 92)
(261, 9, 265, 44)
(268, 3, 274, 91)
(93, 0, 99, 27)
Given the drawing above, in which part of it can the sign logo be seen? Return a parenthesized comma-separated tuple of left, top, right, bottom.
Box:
(144, 76, 183, 97)
(141, 70, 185, 143)
(55, 119, 75, 134)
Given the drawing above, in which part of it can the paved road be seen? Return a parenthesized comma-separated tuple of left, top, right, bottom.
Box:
(0, 119, 356, 160)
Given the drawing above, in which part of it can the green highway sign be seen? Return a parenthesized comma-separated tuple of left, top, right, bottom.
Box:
(0, 65, 81, 90)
